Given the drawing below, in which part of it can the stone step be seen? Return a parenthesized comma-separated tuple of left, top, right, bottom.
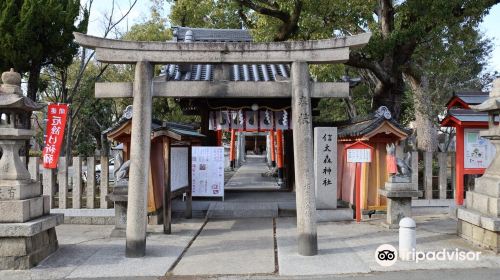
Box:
(465, 191, 500, 217)
(457, 207, 500, 232)
(206, 202, 278, 218)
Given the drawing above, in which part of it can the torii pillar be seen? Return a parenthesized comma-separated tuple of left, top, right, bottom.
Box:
(291, 61, 317, 255)
(126, 61, 153, 257)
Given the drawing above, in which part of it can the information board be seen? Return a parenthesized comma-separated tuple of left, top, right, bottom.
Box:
(170, 147, 189, 191)
(191, 146, 224, 197)
(346, 148, 372, 163)
(464, 129, 496, 169)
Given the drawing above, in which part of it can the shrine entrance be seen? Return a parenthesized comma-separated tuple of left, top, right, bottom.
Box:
(74, 27, 370, 257)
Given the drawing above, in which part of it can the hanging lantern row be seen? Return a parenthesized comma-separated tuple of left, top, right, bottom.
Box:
(208, 109, 290, 131)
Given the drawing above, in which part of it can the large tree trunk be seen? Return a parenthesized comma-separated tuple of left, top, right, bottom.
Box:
(372, 77, 405, 120)
(405, 73, 437, 152)
(27, 64, 41, 101)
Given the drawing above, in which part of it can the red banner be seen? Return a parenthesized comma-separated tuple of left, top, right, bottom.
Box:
(42, 104, 68, 169)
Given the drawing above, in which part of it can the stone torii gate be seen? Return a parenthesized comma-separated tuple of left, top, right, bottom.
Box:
(74, 32, 371, 257)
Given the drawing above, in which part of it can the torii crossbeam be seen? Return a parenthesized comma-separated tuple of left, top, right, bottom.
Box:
(74, 31, 371, 258)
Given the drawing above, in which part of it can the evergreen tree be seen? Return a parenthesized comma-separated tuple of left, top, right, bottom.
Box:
(0, 0, 80, 101)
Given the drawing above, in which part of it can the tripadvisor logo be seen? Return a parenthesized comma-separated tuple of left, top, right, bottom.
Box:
(375, 244, 398, 267)
(405, 248, 481, 263)
(375, 244, 482, 266)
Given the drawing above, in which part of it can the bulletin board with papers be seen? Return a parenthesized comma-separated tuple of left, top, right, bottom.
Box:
(191, 146, 225, 197)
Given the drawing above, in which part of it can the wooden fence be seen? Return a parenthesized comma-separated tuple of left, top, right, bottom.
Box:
(419, 151, 456, 200)
(25, 151, 456, 212)
(25, 156, 112, 210)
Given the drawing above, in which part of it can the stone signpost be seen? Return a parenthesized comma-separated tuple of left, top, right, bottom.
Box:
(314, 127, 337, 209)
(0, 69, 63, 269)
(314, 127, 349, 222)
(74, 31, 371, 257)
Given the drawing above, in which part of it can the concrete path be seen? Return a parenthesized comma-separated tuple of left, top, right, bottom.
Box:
(172, 218, 275, 276)
(0, 220, 204, 280)
(276, 215, 500, 276)
(225, 155, 279, 191)
(3, 214, 500, 279)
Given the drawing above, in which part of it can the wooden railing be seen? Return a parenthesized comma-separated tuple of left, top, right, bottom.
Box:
(26, 156, 112, 209)
(26, 151, 456, 211)
(419, 151, 456, 200)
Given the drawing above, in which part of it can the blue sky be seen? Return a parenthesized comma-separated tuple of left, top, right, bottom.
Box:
(480, 4, 500, 73)
(88, 1, 500, 73)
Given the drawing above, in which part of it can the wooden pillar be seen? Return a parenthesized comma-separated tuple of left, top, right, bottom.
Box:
(126, 61, 153, 257)
(28, 156, 39, 181)
(291, 61, 317, 256)
(100, 155, 110, 208)
(162, 138, 172, 234)
(456, 127, 465, 205)
(200, 108, 209, 145)
(216, 130, 223, 146)
(57, 157, 68, 209)
(276, 130, 284, 183)
(72, 156, 82, 209)
(424, 151, 433, 199)
(270, 130, 276, 167)
(229, 129, 236, 169)
(185, 146, 193, 219)
(86, 156, 95, 209)
(43, 168, 56, 208)
(438, 152, 447, 199)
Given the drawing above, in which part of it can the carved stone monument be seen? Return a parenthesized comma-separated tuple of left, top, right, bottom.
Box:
(0, 69, 63, 269)
(380, 144, 421, 228)
(457, 78, 500, 252)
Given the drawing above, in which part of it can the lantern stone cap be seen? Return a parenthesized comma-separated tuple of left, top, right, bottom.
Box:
(470, 78, 500, 112)
(0, 68, 22, 95)
(0, 68, 43, 111)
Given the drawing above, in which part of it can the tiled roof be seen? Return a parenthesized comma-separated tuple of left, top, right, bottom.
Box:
(156, 122, 205, 138)
(446, 90, 489, 108)
(160, 27, 290, 82)
(325, 112, 410, 139)
(172, 26, 252, 42)
(453, 91, 489, 105)
(103, 107, 203, 138)
(160, 63, 290, 82)
(446, 108, 497, 123)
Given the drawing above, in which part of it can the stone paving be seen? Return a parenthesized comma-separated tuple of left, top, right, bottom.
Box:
(0, 221, 204, 280)
(172, 218, 275, 275)
(225, 155, 279, 191)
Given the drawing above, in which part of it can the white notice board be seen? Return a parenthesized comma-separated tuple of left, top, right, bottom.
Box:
(346, 149, 371, 163)
(191, 146, 224, 197)
(464, 129, 496, 169)
(170, 147, 189, 191)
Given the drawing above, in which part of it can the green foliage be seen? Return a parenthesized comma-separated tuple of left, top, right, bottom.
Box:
(167, 0, 242, 28)
(0, 0, 81, 100)
(122, 6, 171, 41)
(118, 11, 198, 125)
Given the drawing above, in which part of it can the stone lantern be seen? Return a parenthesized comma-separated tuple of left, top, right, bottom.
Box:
(0, 69, 63, 270)
(457, 78, 500, 252)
